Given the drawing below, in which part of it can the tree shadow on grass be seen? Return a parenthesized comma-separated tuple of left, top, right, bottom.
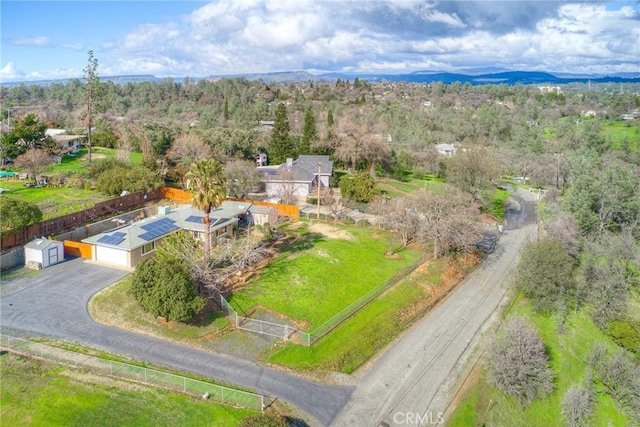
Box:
(277, 232, 326, 255)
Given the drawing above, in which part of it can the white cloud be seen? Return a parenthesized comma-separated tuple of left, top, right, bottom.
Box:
(9, 36, 51, 46)
(0, 62, 24, 80)
(9, 1, 639, 80)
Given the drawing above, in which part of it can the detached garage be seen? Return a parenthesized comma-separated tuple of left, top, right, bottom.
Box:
(24, 238, 64, 269)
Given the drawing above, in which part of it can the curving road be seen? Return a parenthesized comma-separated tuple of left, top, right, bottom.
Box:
(0, 261, 353, 426)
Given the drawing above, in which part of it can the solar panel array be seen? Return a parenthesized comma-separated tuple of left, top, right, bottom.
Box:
(112, 231, 126, 237)
(97, 234, 125, 245)
(138, 217, 179, 241)
(185, 215, 204, 223)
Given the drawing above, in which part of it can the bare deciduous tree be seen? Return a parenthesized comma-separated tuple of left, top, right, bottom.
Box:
(446, 147, 499, 200)
(487, 316, 554, 405)
(413, 187, 483, 258)
(589, 345, 640, 420)
(276, 169, 298, 205)
(562, 380, 595, 427)
(167, 134, 213, 167)
(224, 159, 262, 199)
(335, 109, 390, 176)
(15, 148, 53, 184)
(544, 213, 581, 258)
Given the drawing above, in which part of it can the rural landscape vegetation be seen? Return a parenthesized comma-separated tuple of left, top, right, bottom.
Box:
(1, 50, 639, 426)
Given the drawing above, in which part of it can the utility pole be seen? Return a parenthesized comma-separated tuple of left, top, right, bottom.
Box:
(537, 190, 541, 241)
(317, 162, 322, 220)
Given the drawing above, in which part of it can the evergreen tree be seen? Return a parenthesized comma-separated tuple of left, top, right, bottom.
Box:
(327, 109, 334, 127)
(269, 102, 294, 164)
(223, 97, 229, 120)
(300, 106, 318, 155)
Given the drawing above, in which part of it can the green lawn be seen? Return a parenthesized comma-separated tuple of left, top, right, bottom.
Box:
(482, 187, 510, 220)
(265, 278, 428, 373)
(228, 224, 422, 329)
(0, 147, 144, 218)
(601, 120, 640, 152)
(378, 175, 446, 198)
(446, 302, 630, 427)
(89, 275, 230, 341)
(0, 353, 256, 427)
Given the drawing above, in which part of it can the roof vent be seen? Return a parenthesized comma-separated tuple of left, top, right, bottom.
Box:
(158, 206, 171, 216)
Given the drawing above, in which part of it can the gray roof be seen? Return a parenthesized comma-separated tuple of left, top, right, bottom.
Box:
(258, 155, 333, 183)
(24, 238, 62, 250)
(83, 201, 251, 251)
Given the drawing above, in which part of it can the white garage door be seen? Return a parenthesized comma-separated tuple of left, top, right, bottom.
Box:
(96, 246, 128, 267)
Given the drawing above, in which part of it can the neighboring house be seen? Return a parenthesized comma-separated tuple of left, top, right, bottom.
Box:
(435, 143, 456, 156)
(257, 155, 333, 200)
(82, 201, 256, 269)
(46, 129, 84, 154)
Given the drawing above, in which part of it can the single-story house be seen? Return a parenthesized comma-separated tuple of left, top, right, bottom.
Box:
(245, 204, 278, 227)
(435, 143, 456, 156)
(24, 238, 64, 269)
(46, 129, 84, 154)
(257, 155, 333, 200)
(82, 201, 254, 269)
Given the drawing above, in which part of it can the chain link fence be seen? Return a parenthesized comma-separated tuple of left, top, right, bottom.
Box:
(215, 292, 312, 346)
(0, 335, 265, 411)
(214, 253, 427, 347)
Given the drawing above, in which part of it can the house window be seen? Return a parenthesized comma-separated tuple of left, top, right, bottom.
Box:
(141, 242, 155, 255)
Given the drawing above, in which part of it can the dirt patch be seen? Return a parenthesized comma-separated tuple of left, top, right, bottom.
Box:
(61, 369, 149, 392)
(78, 153, 106, 161)
(307, 222, 355, 240)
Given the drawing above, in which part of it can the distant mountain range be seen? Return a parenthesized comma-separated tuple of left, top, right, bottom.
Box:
(2, 69, 639, 87)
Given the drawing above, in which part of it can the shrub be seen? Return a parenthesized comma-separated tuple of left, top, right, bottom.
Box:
(487, 316, 554, 405)
(130, 257, 205, 323)
(239, 414, 288, 427)
(562, 380, 595, 427)
(606, 320, 640, 353)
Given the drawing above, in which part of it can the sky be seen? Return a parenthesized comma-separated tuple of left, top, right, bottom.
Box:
(1, 0, 639, 82)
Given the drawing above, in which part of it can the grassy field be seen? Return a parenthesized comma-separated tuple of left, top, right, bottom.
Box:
(482, 187, 510, 220)
(228, 223, 422, 329)
(601, 119, 640, 151)
(0, 147, 144, 218)
(446, 301, 630, 427)
(0, 352, 256, 427)
(89, 275, 230, 341)
(378, 175, 446, 198)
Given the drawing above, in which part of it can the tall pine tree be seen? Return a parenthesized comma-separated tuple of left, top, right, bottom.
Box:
(269, 102, 294, 164)
(300, 106, 317, 155)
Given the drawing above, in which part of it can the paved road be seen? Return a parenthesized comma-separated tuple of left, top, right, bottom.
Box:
(332, 189, 538, 427)
(0, 259, 353, 426)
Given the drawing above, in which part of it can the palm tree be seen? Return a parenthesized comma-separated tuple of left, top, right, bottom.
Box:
(186, 159, 226, 262)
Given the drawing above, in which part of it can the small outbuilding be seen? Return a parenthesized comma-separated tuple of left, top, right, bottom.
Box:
(24, 238, 64, 269)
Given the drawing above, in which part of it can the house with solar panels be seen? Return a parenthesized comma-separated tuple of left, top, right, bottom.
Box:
(82, 201, 255, 269)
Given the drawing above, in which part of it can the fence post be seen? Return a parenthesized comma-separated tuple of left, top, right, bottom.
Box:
(261, 395, 264, 412)
(235, 312, 238, 328)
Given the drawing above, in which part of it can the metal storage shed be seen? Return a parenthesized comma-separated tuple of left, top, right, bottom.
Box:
(24, 238, 64, 269)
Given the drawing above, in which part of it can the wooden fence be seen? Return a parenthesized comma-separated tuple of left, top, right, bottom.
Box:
(62, 240, 93, 259)
(228, 198, 299, 219)
(1, 188, 164, 250)
(2, 187, 298, 251)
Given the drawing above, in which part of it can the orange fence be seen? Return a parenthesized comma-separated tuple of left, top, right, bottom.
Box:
(161, 187, 192, 203)
(63, 240, 93, 259)
(228, 198, 299, 219)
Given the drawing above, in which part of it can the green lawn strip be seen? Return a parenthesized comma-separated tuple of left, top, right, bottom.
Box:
(446, 303, 629, 426)
(228, 225, 421, 328)
(88, 275, 230, 341)
(0, 353, 255, 427)
(481, 187, 510, 220)
(265, 279, 427, 373)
